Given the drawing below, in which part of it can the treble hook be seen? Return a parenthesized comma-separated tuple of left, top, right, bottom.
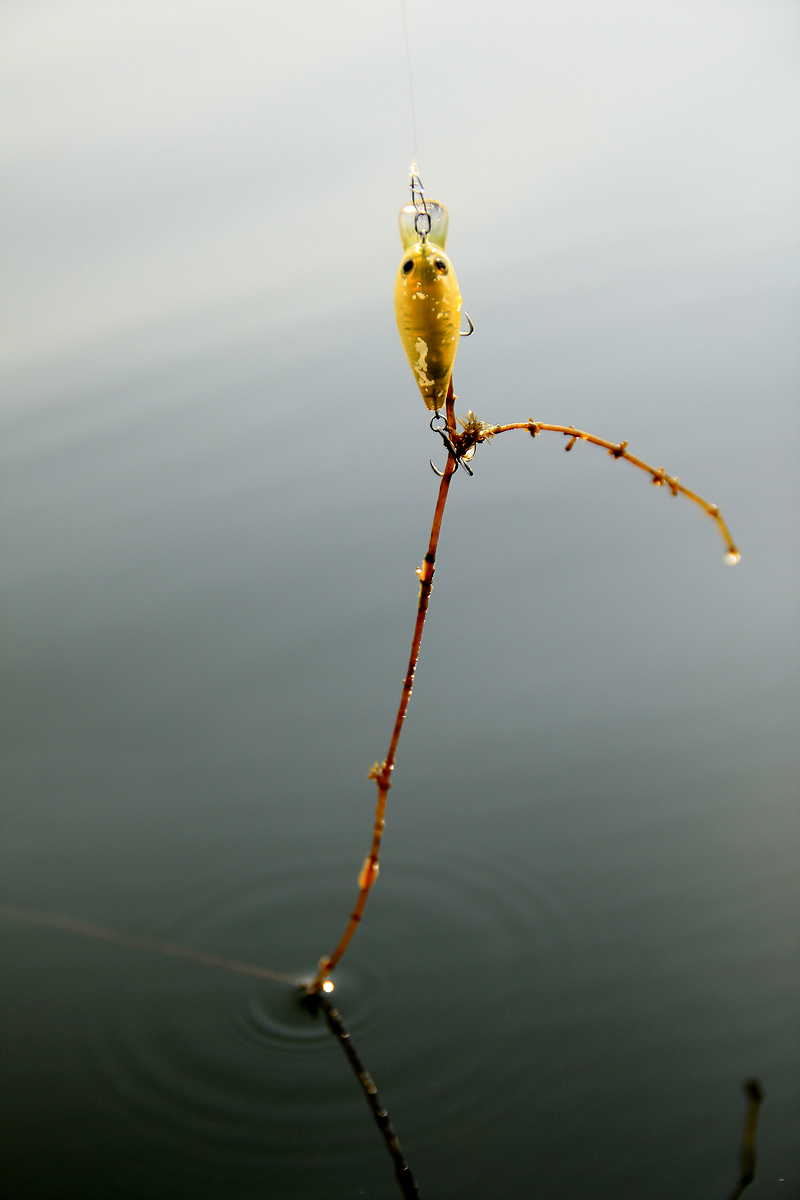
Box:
(460, 313, 474, 336)
(429, 412, 474, 478)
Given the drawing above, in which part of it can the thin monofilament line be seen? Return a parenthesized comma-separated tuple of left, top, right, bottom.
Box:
(0, 904, 302, 986)
(400, 0, 418, 165)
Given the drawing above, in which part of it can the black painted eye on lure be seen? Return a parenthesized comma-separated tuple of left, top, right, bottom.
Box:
(402, 259, 414, 275)
(434, 258, 448, 274)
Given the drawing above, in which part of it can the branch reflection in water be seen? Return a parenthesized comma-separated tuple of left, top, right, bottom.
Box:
(305, 988, 419, 1199)
(727, 1080, 765, 1200)
(0, 904, 765, 1198)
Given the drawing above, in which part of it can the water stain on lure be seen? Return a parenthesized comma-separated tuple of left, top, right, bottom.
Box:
(394, 190, 462, 412)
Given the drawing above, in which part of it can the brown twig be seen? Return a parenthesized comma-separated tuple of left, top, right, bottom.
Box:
(308, 381, 460, 993)
(309, 991, 419, 1198)
(308, 406, 739, 992)
(476, 420, 740, 563)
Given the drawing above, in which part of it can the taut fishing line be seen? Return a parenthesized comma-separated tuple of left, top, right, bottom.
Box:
(400, 0, 418, 168)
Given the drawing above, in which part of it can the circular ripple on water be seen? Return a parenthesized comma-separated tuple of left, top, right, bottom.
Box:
(81, 838, 596, 1191)
(320, 836, 602, 1164)
(176, 849, 393, 1052)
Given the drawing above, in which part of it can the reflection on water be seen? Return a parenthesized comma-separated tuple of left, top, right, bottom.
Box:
(727, 1081, 765, 1200)
(1, 820, 795, 1197)
(0, 896, 768, 1200)
(310, 991, 420, 1199)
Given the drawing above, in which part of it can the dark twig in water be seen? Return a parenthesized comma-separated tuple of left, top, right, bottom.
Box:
(308, 990, 419, 1199)
(727, 1079, 765, 1200)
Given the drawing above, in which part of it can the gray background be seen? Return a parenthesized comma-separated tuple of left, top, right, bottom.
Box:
(2, 2, 798, 1197)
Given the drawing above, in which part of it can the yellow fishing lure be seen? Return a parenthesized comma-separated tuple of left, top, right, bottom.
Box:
(394, 179, 462, 412)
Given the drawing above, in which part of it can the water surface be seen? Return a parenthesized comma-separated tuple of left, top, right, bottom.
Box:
(2, 3, 798, 1196)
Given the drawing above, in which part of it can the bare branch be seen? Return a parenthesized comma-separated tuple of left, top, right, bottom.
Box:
(308, 382, 461, 993)
(485, 420, 740, 563)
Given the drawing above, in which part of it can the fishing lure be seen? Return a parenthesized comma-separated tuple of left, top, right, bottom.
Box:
(394, 171, 462, 412)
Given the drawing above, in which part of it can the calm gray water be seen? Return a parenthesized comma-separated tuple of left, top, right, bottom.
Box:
(2, 284, 798, 1197)
(2, 3, 798, 1195)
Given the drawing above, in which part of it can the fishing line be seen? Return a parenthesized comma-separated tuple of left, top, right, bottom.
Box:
(400, 0, 418, 167)
(0, 904, 302, 986)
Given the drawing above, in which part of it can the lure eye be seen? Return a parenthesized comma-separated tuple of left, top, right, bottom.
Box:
(402, 259, 414, 275)
(434, 258, 448, 274)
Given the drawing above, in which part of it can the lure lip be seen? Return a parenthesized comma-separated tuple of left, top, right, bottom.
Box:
(398, 197, 449, 251)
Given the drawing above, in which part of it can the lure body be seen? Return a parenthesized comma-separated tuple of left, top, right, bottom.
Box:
(394, 198, 462, 412)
